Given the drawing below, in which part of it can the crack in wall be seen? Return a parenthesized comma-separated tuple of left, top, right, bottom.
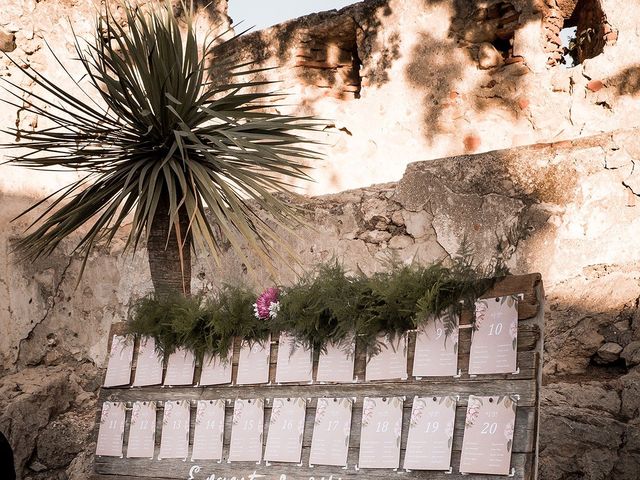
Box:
(17, 255, 73, 366)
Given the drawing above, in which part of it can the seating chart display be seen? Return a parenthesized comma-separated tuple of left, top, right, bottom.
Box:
(316, 341, 355, 383)
(228, 399, 264, 462)
(309, 397, 353, 467)
(163, 348, 196, 386)
(199, 351, 233, 386)
(236, 339, 270, 385)
(365, 334, 408, 381)
(103, 335, 134, 387)
(469, 296, 519, 375)
(275, 333, 313, 384)
(191, 399, 225, 461)
(95, 402, 126, 457)
(413, 315, 459, 377)
(358, 396, 404, 469)
(132, 336, 163, 387)
(126, 401, 156, 458)
(459, 395, 518, 475)
(158, 400, 190, 459)
(95, 274, 544, 480)
(264, 397, 307, 463)
(404, 396, 457, 471)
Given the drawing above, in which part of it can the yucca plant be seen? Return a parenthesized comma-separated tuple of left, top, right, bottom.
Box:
(0, 1, 321, 297)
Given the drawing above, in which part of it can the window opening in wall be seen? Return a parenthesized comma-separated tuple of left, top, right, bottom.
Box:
(559, 25, 577, 67)
(555, 0, 609, 68)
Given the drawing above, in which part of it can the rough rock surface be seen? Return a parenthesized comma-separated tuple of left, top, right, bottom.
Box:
(0, 1, 639, 479)
(0, 364, 98, 479)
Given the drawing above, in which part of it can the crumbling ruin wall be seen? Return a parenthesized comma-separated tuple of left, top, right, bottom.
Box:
(218, 0, 638, 195)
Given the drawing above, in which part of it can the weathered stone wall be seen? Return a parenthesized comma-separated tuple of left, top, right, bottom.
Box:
(1, 1, 640, 479)
(217, 0, 640, 195)
(2, 128, 640, 479)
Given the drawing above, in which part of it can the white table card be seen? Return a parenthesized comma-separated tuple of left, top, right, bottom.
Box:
(469, 296, 519, 374)
(413, 315, 459, 377)
(264, 397, 307, 463)
(404, 396, 457, 471)
(104, 335, 134, 387)
(460, 395, 517, 475)
(236, 338, 271, 385)
(358, 396, 404, 469)
(132, 336, 163, 387)
(200, 350, 233, 386)
(365, 334, 408, 381)
(229, 399, 264, 462)
(127, 401, 156, 458)
(316, 341, 355, 383)
(164, 348, 196, 386)
(309, 397, 353, 467)
(275, 333, 313, 384)
(158, 400, 190, 459)
(192, 399, 226, 461)
(95, 402, 126, 457)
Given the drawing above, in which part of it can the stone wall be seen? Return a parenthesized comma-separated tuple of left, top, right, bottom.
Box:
(216, 0, 640, 195)
(1, 0, 640, 479)
(2, 128, 640, 479)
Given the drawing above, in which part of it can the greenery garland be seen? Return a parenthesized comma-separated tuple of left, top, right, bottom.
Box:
(127, 255, 506, 360)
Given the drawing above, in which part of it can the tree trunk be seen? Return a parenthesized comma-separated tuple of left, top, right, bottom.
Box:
(147, 195, 192, 298)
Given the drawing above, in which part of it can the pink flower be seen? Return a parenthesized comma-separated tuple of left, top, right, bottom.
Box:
(254, 287, 280, 320)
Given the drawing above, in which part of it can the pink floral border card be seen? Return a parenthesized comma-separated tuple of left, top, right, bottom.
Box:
(316, 341, 355, 383)
(403, 396, 457, 471)
(358, 396, 404, 469)
(228, 398, 265, 463)
(192, 399, 225, 461)
(200, 349, 233, 386)
(365, 334, 408, 381)
(469, 295, 519, 375)
(104, 335, 134, 387)
(459, 395, 517, 475)
(264, 397, 307, 464)
(95, 402, 126, 457)
(158, 400, 190, 459)
(126, 401, 157, 458)
(275, 333, 313, 384)
(309, 397, 353, 467)
(163, 347, 196, 386)
(236, 338, 271, 385)
(132, 336, 163, 387)
(413, 314, 459, 377)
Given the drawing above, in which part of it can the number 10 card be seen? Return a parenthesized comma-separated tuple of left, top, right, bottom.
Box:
(469, 296, 519, 375)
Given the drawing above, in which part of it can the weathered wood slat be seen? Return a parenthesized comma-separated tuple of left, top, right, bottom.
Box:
(95, 452, 532, 479)
(99, 377, 537, 407)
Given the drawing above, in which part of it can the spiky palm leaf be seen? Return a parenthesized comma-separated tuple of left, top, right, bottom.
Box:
(0, 1, 321, 294)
